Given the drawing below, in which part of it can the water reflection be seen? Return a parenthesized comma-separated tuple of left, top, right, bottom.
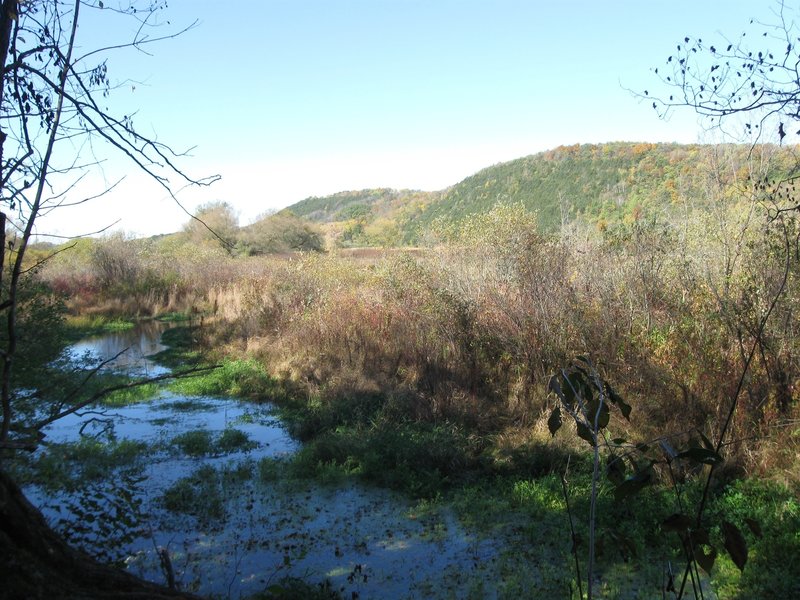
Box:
(27, 325, 506, 599)
(68, 321, 172, 377)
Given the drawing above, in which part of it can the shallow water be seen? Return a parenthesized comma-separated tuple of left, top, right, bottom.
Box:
(25, 326, 506, 599)
(67, 320, 172, 377)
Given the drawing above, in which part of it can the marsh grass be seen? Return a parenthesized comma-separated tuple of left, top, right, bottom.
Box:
(707, 479, 800, 598)
(45, 200, 800, 597)
(164, 398, 216, 411)
(217, 427, 257, 453)
(64, 314, 136, 340)
(171, 427, 257, 457)
(10, 438, 150, 493)
(246, 577, 341, 600)
(102, 382, 161, 406)
(171, 429, 214, 456)
(168, 357, 283, 400)
(161, 464, 226, 524)
(150, 325, 203, 369)
(161, 461, 257, 526)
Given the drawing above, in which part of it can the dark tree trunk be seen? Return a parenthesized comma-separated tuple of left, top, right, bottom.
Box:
(0, 468, 200, 600)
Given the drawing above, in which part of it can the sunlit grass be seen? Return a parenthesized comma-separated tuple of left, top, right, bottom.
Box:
(168, 358, 282, 400)
(64, 314, 136, 339)
(102, 382, 161, 406)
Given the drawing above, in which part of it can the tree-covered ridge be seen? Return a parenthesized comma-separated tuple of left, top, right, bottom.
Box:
(286, 188, 439, 247)
(284, 143, 800, 246)
(287, 188, 437, 223)
(415, 142, 800, 234)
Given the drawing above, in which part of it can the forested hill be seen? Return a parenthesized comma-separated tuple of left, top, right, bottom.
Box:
(285, 142, 800, 246)
(287, 189, 436, 223)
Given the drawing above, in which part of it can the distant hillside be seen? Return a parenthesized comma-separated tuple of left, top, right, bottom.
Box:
(285, 143, 800, 246)
(286, 188, 439, 247)
(287, 189, 435, 223)
(415, 142, 799, 234)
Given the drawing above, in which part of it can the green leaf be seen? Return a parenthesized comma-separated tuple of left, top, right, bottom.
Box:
(677, 447, 724, 465)
(613, 468, 652, 501)
(576, 421, 595, 446)
(586, 398, 610, 429)
(617, 397, 632, 420)
(579, 378, 593, 404)
(722, 521, 748, 571)
(547, 406, 562, 437)
(662, 513, 693, 532)
(744, 517, 763, 539)
(695, 545, 717, 573)
(690, 528, 710, 547)
(564, 372, 587, 403)
(606, 454, 626, 485)
(605, 382, 632, 420)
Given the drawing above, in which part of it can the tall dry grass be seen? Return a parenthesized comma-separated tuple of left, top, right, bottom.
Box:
(39, 202, 800, 480)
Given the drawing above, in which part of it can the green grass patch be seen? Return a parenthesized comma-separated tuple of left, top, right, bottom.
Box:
(217, 427, 256, 453)
(707, 478, 800, 598)
(171, 427, 257, 457)
(149, 325, 203, 369)
(64, 315, 135, 340)
(15, 438, 150, 492)
(168, 358, 283, 400)
(42, 369, 161, 408)
(287, 421, 485, 497)
(161, 461, 257, 526)
(172, 429, 214, 456)
(258, 457, 290, 482)
(102, 382, 161, 406)
(248, 577, 341, 599)
(165, 398, 217, 411)
(161, 465, 226, 524)
(155, 311, 193, 322)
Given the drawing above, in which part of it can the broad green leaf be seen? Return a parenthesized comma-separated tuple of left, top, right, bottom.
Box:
(722, 521, 748, 571)
(662, 513, 693, 532)
(586, 398, 609, 429)
(613, 468, 652, 501)
(576, 421, 595, 446)
(617, 397, 632, 420)
(605, 382, 632, 420)
(597, 401, 610, 428)
(695, 545, 717, 573)
(606, 455, 626, 485)
(565, 372, 587, 403)
(547, 406, 562, 437)
(690, 528, 711, 547)
(744, 517, 763, 539)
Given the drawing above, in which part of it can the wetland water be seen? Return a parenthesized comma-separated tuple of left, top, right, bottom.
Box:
(25, 323, 504, 599)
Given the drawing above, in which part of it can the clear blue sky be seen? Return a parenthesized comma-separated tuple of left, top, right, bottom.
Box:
(39, 0, 769, 237)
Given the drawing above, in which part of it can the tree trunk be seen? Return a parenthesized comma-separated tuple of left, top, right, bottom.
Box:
(0, 468, 200, 600)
